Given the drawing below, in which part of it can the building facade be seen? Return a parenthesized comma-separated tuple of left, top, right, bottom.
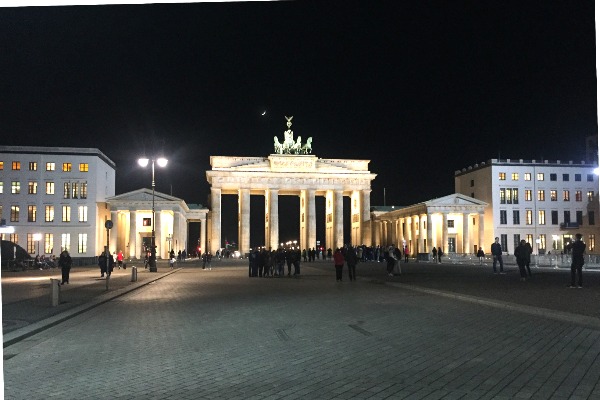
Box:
(455, 159, 600, 255)
(0, 146, 116, 258)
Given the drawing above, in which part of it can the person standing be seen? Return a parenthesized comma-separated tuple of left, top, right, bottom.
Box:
(386, 245, 396, 277)
(333, 248, 345, 282)
(58, 250, 72, 285)
(117, 250, 124, 269)
(432, 247, 437, 263)
(404, 245, 409, 263)
(567, 233, 586, 288)
(437, 247, 443, 263)
(491, 237, 505, 274)
(477, 248, 485, 265)
(524, 241, 533, 277)
(514, 240, 529, 281)
(346, 246, 358, 281)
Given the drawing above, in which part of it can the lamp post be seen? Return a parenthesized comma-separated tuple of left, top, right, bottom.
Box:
(138, 156, 168, 272)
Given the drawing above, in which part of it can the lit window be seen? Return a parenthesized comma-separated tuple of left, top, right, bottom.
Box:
(12, 161, 20, 170)
(0, 182, 3, 194)
(45, 205, 54, 222)
(563, 190, 570, 201)
(524, 173, 531, 181)
(11, 181, 20, 194)
(539, 234, 546, 251)
(589, 234, 596, 252)
(63, 182, 70, 199)
(143, 218, 151, 226)
(78, 233, 87, 253)
(27, 205, 36, 222)
(575, 191, 582, 202)
(61, 233, 71, 252)
(511, 173, 519, 181)
(506, 189, 513, 204)
(79, 163, 89, 172)
(525, 190, 532, 201)
(46, 182, 55, 195)
(550, 190, 557, 201)
(44, 233, 53, 254)
(72, 182, 78, 199)
(0, 161, 3, 170)
(80, 182, 87, 199)
(537, 173, 544, 181)
(62, 205, 71, 222)
(29, 162, 37, 171)
(78, 205, 88, 222)
(45, 162, 55, 171)
(62, 163, 72, 172)
(526, 210, 532, 225)
(10, 205, 19, 222)
(538, 210, 545, 225)
(537, 190, 545, 201)
(588, 191, 595, 202)
(27, 233, 35, 254)
(28, 181, 37, 194)
(499, 172, 506, 180)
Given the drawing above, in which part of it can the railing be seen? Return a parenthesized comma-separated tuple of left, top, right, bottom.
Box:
(422, 253, 600, 269)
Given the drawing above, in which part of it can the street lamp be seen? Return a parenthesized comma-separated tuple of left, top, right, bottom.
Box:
(138, 156, 168, 272)
(33, 233, 42, 256)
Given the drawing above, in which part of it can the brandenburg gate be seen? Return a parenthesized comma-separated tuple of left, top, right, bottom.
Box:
(206, 117, 377, 254)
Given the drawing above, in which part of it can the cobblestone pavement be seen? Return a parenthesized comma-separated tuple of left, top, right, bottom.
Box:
(5, 260, 600, 399)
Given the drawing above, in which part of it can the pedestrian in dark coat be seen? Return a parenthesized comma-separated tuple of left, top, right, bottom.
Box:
(333, 248, 345, 281)
(514, 240, 529, 281)
(59, 250, 72, 285)
(524, 241, 533, 277)
(437, 247, 443, 263)
(567, 233, 586, 288)
(491, 237, 504, 274)
(345, 246, 358, 281)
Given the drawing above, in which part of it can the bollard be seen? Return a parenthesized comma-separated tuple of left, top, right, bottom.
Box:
(50, 278, 60, 307)
(131, 266, 137, 282)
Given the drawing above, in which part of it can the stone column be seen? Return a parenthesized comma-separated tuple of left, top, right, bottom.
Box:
(478, 212, 485, 251)
(463, 213, 470, 254)
(334, 190, 344, 249)
(200, 217, 206, 254)
(155, 209, 162, 258)
(361, 190, 372, 246)
(173, 211, 180, 254)
(239, 188, 250, 255)
(390, 220, 397, 246)
(374, 220, 381, 246)
(129, 211, 137, 259)
(307, 189, 316, 251)
(267, 189, 279, 250)
(210, 188, 221, 254)
(442, 213, 448, 254)
(411, 215, 418, 255)
(110, 210, 118, 253)
(426, 213, 433, 253)
(398, 218, 405, 247)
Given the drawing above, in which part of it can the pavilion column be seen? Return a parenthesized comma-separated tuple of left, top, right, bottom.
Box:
(361, 190, 372, 246)
(374, 220, 381, 246)
(478, 212, 485, 251)
(239, 188, 250, 255)
(200, 217, 206, 254)
(334, 190, 344, 249)
(411, 215, 417, 255)
(129, 211, 137, 259)
(463, 213, 470, 254)
(307, 189, 316, 251)
(426, 213, 433, 253)
(210, 188, 221, 254)
(110, 210, 118, 253)
(398, 218, 405, 247)
(390, 220, 397, 246)
(267, 189, 279, 251)
(155, 209, 162, 258)
(442, 213, 449, 254)
(173, 211, 180, 254)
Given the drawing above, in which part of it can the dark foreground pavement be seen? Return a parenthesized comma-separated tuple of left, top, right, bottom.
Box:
(4, 259, 600, 399)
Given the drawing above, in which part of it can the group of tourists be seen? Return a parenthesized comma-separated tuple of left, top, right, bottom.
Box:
(248, 247, 301, 277)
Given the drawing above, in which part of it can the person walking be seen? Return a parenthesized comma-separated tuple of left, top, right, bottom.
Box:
(404, 245, 409, 263)
(524, 241, 533, 277)
(116, 250, 124, 269)
(491, 237, 505, 274)
(567, 233, 586, 288)
(58, 249, 72, 285)
(346, 246, 358, 281)
(514, 240, 529, 281)
(477, 248, 485, 265)
(437, 247, 443, 263)
(431, 247, 437, 263)
(333, 248, 344, 282)
(386, 245, 396, 277)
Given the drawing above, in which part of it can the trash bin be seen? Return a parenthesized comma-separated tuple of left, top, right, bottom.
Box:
(131, 266, 137, 282)
(50, 278, 60, 307)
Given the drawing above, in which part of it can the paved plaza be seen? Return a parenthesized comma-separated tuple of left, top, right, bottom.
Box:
(4, 259, 600, 399)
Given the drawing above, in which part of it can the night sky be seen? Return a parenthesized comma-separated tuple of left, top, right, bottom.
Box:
(1, 1, 597, 247)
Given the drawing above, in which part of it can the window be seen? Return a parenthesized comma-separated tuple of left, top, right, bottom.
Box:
(29, 162, 37, 171)
(61, 233, 71, 252)
(564, 211, 571, 224)
(80, 182, 87, 199)
(500, 210, 507, 225)
(44, 233, 53, 254)
(526, 234, 533, 246)
(78, 205, 88, 222)
(45, 205, 54, 222)
(538, 210, 545, 225)
(79, 163, 89, 172)
(526, 210, 533, 225)
(27, 233, 35, 254)
(589, 211, 595, 226)
(506, 189, 513, 204)
(78, 233, 87, 253)
(447, 220, 454, 228)
(10, 205, 19, 222)
(588, 191, 595, 202)
(563, 174, 569, 181)
(575, 174, 581, 181)
(500, 189, 506, 204)
(500, 235, 507, 252)
(537, 190, 545, 201)
(470, 179, 474, 187)
(72, 182, 78, 199)
(11, 181, 20, 194)
(525, 190, 532, 201)
(563, 190, 570, 201)
(45, 162, 55, 171)
(513, 234, 521, 250)
(28, 181, 37, 194)
(511, 173, 519, 181)
(499, 172, 506, 180)
(524, 173, 531, 181)
(513, 210, 520, 225)
(587, 174, 594, 182)
(46, 182, 55, 195)
(0, 182, 3, 194)
(550, 190, 557, 201)
(12, 161, 20, 170)
(539, 234, 546, 252)
(27, 205, 37, 222)
(576, 211, 583, 226)
(550, 173, 557, 181)
(62, 205, 71, 222)
(0, 161, 3, 170)
(589, 235, 596, 252)
(551, 210, 558, 225)
(62, 163, 72, 172)
(537, 173, 544, 181)
(575, 191, 582, 202)
(143, 218, 151, 226)
(63, 182, 70, 199)
(512, 188, 519, 204)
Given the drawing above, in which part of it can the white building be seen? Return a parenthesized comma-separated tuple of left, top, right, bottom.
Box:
(455, 159, 600, 255)
(0, 146, 116, 259)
